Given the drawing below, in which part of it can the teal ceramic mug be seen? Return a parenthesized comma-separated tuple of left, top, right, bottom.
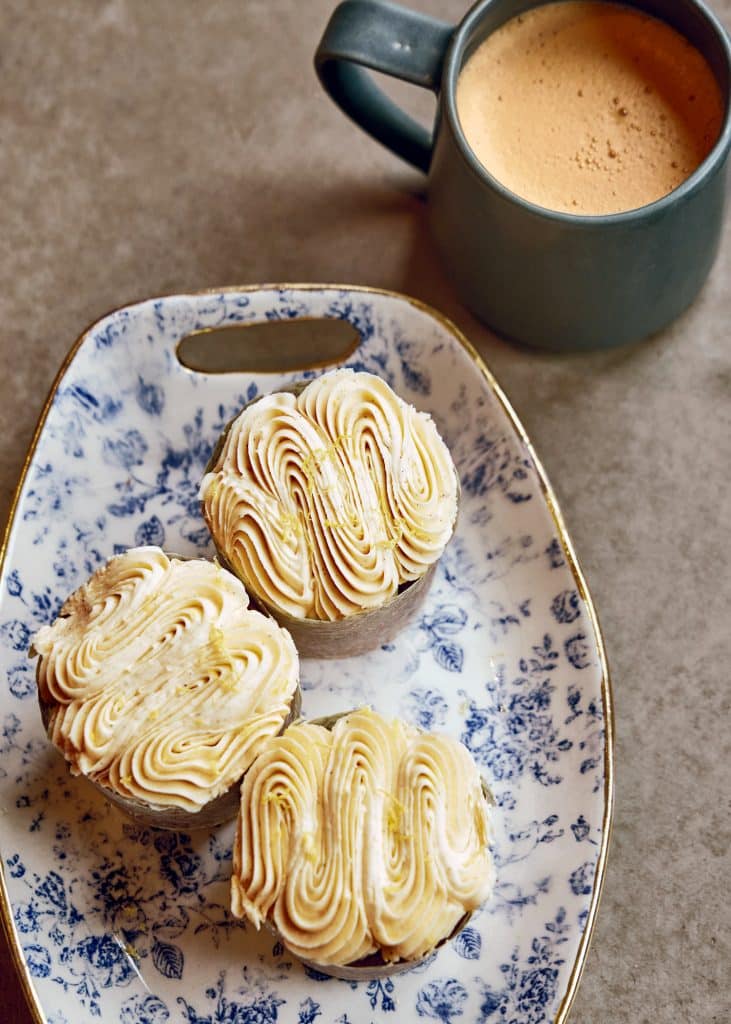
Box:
(315, 0, 731, 350)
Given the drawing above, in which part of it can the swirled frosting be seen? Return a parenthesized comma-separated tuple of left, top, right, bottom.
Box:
(200, 369, 458, 621)
(232, 709, 494, 966)
(32, 547, 299, 813)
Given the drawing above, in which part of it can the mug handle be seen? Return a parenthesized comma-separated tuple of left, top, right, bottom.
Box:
(314, 0, 454, 173)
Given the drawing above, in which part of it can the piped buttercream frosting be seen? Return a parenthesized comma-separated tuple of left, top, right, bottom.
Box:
(200, 369, 458, 621)
(232, 709, 494, 966)
(32, 546, 299, 812)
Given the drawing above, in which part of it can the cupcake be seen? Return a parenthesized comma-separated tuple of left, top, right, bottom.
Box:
(31, 546, 300, 830)
(200, 369, 459, 657)
(231, 708, 494, 978)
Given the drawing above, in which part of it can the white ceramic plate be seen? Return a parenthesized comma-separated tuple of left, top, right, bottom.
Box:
(0, 286, 613, 1024)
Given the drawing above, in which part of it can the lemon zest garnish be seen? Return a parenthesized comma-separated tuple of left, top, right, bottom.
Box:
(369, 488, 407, 549)
(264, 790, 289, 807)
(323, 517, 359, 531)
(409, 524, 436, 544)
(301, 448, 330, 493)
(301, 437, 353, 495)
(378, 787, 408, 837)
(385, 803, 399, 831)
(278, 509, 303, 542)
(209, 625, 227, 656)
(300, 831, 317, 863)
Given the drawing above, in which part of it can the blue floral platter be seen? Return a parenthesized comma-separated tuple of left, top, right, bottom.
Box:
(0, 286, 613, 1024)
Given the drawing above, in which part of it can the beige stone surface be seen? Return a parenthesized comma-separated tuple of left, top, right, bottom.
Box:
(0, 1, 729, 1022)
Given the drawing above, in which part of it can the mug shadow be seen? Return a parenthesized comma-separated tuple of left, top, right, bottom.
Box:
(177, 170, 421, 288)
(177, 165, 504, 351)
(163, 164, 691, 395)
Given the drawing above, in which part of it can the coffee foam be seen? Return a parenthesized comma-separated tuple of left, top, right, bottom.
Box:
(456, 1, 724, 215)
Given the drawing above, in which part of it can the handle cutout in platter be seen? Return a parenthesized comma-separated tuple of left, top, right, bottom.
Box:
(176, 318, 361, 374)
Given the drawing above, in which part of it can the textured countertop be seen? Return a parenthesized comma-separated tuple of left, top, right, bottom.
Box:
(1, 1, 729, 1021)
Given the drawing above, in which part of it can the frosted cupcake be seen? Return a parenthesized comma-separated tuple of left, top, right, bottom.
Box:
(231, 708, 494, 977)
(200, 369, 459, 657)
(32, 547, 300, 829)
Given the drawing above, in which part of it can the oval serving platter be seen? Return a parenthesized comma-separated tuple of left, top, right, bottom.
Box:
(0, 285, 613, 1024)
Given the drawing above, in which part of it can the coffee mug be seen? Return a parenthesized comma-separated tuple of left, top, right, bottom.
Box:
(315, 0, 731, 350)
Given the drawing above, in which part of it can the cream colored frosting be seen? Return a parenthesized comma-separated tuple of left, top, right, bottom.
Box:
(200, 369, 458, 621)
(32, 547, 299, 812)
(232, 709, 494, 966)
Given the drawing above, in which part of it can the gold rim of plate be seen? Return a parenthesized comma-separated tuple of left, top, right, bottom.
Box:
(0, 283, 615, 1024)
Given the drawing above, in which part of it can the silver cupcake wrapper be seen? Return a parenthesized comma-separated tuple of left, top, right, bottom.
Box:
(295, 910, 473, 981)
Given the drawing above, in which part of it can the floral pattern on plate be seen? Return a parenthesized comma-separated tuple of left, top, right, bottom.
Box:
(0, 286, 612, 1023)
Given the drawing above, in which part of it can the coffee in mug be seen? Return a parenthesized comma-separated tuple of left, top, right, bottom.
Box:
(455, 1, 724, 215)
(316, 0, 731, 348)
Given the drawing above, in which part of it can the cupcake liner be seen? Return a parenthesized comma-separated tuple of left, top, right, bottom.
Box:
(295, 909, 473, 982)
(217, 552, 438, 660)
